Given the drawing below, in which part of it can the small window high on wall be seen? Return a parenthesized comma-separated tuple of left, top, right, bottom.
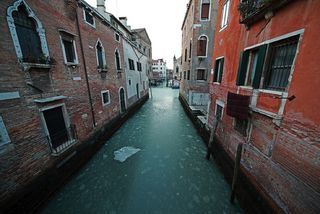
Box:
(83, 9, 95, 27)
(60, 33, 78, 64)
(201, 0, 210, 20)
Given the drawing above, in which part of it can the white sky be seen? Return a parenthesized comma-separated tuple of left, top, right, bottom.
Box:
(86, 0, 189, 69)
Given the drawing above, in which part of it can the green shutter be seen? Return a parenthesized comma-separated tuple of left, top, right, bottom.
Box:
(252, 44, 267, 89)
(218, 58, 224, 83)
(236, 50, 249, 86)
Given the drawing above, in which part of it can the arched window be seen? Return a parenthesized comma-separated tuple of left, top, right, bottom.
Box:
(7, 0, 49, 63)
(115, 49, 121, 70)
(197, 36, 207, 57)
(96, 41, 106, 69)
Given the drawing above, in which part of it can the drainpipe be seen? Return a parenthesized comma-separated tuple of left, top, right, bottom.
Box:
(75, 3, 97, 127)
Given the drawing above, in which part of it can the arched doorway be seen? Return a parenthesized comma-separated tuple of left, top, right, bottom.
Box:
(119, 88, 126, 113)
(136, 83, 139, 99)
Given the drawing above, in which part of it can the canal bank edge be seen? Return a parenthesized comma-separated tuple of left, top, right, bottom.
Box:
(0, 94, 149, 214)
(178, 94, 283, 214)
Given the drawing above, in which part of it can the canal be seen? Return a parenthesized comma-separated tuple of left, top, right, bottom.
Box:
(42, 88, 242, 214)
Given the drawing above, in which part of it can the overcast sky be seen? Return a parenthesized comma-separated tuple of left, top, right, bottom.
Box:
(86, 0, 189, 69)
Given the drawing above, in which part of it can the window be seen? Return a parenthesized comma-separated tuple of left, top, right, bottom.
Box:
(213, 58, 224, 83)
(84, 9, 95, 27)
(197, 36, 207, 57)
(180, 72, 182, 79)
(197, 69, 207, 80)
(221, 0, 230, 29)
(115, 49, 121, 70)
(101, 90, 110, 106)
(8, 3, 49, 63)
(183, 71, 186, 80)
(96, 41, 106, 69)
(189, 41, 192, 58)
(215, 103, 224, 121)
(61, 33, 78, 64)
(128, 58, 135, 70)
(201, 1, 210, 20)
(264, 36, 299, 91)
(185, 48, 187, 62)
(234, 118, 249, 137)
(129, 79, 132, 85)
(236, 35, 299, 91)
(115, 33, 120, 42)
(137, 62, 142, 71)
(187, 70, 190, 80)
(0, 116, 11, 146)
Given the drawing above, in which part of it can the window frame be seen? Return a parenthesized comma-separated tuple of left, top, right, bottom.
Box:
(213, 57, 224, 83)
(197, 35, 208, 57)
(60, 33, 78, 65)
(220, 0, 230, 30)
(83, 9, 96, 28)
(115, 33, 120, 42)
(101, 90, 111, 106)
(215, 100, 225, 121)
(196, 69, 207, 81)
(115, 49, 122, 70)
(0, 116, 11, 146)
(96, 39, 106, 69)
(128, 58, 135, 71)
(200, 0, 211, 21)
(7, 0, 50, 62)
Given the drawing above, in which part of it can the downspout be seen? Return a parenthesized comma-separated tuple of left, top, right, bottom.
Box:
(75, 3, 97, 127)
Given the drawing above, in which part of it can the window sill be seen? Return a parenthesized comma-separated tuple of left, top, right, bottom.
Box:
(51, 139, 77, 156)
(65, 63, 79, 67)
(239, 86, 253, 90)
(21, 63, 52, 71)
(197, 56, 207, 59)
(250, 106, 283, 120)
(98, 68, 108, 73)
(103, 102, 111, 107)
(257, 89, 285, 96)
(84, 21, 96, 29)
(213, 82, 221, 85)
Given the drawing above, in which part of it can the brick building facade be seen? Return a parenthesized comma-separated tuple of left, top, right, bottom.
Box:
(0, 0, 150, 207)
(179, 0, 218, 112)
(208, 0, 320, 212)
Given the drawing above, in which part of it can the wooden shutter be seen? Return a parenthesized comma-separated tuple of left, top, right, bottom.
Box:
(236, 51, 249, 86)
(218, 58, 224, 83)
(201, 3, 210, 19)
(197, 38, 207, 56)
(252, 44, 267, 89)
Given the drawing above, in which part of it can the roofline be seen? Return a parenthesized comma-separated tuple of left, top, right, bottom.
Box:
(181, 0, 193, 30)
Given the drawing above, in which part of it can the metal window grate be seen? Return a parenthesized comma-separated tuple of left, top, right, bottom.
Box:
(265, 36, 299, 91)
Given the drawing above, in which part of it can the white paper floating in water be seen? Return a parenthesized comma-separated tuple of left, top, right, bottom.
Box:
(114, 146, 141, 162)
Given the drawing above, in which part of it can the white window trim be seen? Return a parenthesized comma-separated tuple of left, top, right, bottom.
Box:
(95, 39, 106, 68)
(39, 103, 75, 155)
(200, 0, 211, 21)
(115, 33, 120, 42)
(215, 100, 225, 120)
(60, 35, 79, 65)
(198, 34, 209, 58)
(7, 0, 50, 62)
(83, 9, 96, 28)
(101, 90, 111, 106)
(220, 0, 230, 30)
(213, 57, 224, 83)
(0, 116, 11, 146)
(115, 48, 122, 70)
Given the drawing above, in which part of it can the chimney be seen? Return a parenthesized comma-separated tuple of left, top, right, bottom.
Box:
(97, 0, 105, 15)
(119, 17, 128, 27)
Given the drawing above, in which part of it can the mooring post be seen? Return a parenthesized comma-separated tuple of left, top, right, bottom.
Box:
(230, 143, 243, 203)
(206, 119, 219, 160)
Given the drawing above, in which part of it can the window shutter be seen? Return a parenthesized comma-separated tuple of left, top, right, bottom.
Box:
(213, 60, 219, 82)
(236, 51, 249, 86)
(252, 44, 267, 89)
(218, 58, 224, 83)
(201, 3, 210, 19)
(197, 39, 206, 56)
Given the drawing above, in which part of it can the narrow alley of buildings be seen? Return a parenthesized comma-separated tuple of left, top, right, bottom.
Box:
(41, 88, 242, 214)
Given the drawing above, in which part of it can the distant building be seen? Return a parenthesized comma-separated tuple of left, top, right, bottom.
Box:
(173, 55, 181, 80)
(151, 58, 167, 81)
(180, 0, 218, 115)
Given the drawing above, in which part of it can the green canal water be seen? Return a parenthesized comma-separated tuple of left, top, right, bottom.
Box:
(42, 88, 243, 214)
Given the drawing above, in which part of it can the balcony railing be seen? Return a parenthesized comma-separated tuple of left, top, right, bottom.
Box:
(238, 0, 293, 26)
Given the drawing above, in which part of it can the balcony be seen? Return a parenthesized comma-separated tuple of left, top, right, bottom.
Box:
(238, 0, 293, 27)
